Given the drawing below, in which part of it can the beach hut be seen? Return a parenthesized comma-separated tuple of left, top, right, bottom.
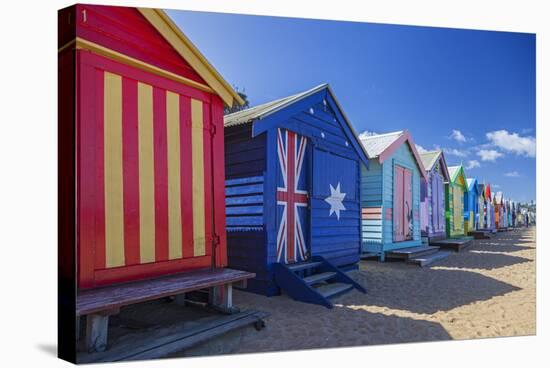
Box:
(484, 184, 496, 230)
(445, 165, 468, 238)
(224, 84, 368, 307)
(419, 150, 450, 242)
(494, 192, 505, 228)
(464, 178, 479, 235)
(477, 183, 486, 230)
(58, 4, 254, 355)
(359, 131, 428, 261)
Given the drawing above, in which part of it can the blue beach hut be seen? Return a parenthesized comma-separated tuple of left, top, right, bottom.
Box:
(359, 131, 428, 261)
(464, 178, 479, 235)
(223, 84, 369, 307)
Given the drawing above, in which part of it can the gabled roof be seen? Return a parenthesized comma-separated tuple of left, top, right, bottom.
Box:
(467, 178, 479, 194)
(477, 183, 486, 199)
(447, 165, 468, 191)
(224, 84, 370, 164)
(360, 130, 427, 181)
(224, 85, 323, 127)
(138, 8, 244, 107)
(419, 150, 450, 181)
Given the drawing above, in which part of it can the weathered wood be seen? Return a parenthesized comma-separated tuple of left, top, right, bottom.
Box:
(209, 284, 233, 313)
(77, 268, 254, 316)
(386, 245, 439, 260)
(173, 293, 187, 307)
(85, 314, 109, 353)
(77, 310, 269, 363)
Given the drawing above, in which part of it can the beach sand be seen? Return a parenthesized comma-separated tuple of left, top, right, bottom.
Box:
(178, 226, 535, 357)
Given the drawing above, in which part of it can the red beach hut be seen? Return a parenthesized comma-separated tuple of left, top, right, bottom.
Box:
(58, 4, 254, 358)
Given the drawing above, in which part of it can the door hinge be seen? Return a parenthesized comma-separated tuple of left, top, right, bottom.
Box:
(213, 234, 221, 246)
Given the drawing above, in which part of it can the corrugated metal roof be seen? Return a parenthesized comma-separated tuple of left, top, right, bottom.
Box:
(359, 131, 404, 158)
(419, 150, 441, 171)
(224, 84, 328, 127)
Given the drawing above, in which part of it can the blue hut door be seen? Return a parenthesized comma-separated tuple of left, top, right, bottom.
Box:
(276, 128, 310, 264)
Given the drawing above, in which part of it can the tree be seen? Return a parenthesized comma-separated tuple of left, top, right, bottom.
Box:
(224, 86, 250, 115)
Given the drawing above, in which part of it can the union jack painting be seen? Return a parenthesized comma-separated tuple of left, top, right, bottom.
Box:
(276, 128, 309, 263)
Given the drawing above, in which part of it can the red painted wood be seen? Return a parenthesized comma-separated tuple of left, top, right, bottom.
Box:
(203, 102, 214, 257)
(74, 32, 228, 287)
(211, 96, 227, 267)
(153, 86, 169, 262)
(74, 4, 206, 85)
(122, 77, 141, 265)
(77, 52, 102, 287)
(77, 268, 255, 315)
(80, 51, 211, 103)
(92, 256, 212, 288)
(58, 49, 76, 280)
(179, 95, 194, 259)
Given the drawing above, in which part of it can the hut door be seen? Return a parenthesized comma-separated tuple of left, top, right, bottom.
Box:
(276, 128, 310, 264)
(403, 168, 413, 240)
(393, 165, 412, 242)
(431, 175, 439, 232)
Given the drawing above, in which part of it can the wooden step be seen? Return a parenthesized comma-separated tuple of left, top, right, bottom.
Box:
(287, 261, 323, 272)
(407, 250, 453, 267)
(303, 272, 337, 285)
(315, 283, 354, 299)
(429, 238, 473, 252)
(387, 245, 439, 260)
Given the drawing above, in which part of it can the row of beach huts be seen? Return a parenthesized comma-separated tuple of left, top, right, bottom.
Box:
(58, 5, 529, 358)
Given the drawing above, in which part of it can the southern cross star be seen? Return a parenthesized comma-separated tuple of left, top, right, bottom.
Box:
(325, 182, 346, 220)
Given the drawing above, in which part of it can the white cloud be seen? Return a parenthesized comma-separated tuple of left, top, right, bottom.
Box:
(505, 171, 520, 177)
(492, 184, 501, 189)
(466, 160, 481, 169)
(358, 130, 378, 140)
(450, 129, 467, 143)
(416, 144, 428, 153)
(443, 147, 468, 157)
(486, 130, 535, 158)
(477, 149, 503, 162)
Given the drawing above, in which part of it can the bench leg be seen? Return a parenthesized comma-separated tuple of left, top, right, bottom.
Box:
(174, 293, 187, 307)
(209, 284, 236, 313)
(85, 314, 109, 353)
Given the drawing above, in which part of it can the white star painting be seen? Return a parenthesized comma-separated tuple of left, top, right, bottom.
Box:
(325, 182, 346, 220)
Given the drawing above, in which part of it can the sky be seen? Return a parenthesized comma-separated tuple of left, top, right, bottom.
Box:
(167, 9, 536, 203)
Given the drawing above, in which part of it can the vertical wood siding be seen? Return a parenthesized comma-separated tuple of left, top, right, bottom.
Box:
(361, 142, 422, 254)
(77, 51, 219, 287)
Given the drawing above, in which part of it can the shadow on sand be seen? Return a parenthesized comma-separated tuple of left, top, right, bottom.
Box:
(348, 265, 520, 315)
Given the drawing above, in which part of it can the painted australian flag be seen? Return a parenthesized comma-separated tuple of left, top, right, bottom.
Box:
(276, 128, 309, 264)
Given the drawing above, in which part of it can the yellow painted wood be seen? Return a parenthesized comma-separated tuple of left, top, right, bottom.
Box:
(138, 82, 156, 264)
(103, 72, 125, 268)
(166, 91, 183, 260)
(75, 38, 214, 95)
(191, 99, 206, 257)
(137, 8, 244, 107)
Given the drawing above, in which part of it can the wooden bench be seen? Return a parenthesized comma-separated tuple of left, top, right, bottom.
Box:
(77, 268, 255, 353)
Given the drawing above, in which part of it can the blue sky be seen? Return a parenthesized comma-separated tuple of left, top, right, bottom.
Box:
(167, 10, 536, 203)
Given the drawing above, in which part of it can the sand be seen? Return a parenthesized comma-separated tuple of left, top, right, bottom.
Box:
(180, 226, 536, 357)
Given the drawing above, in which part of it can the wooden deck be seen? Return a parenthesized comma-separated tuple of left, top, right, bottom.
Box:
(429, 237, 474, 252)
(386, 245, 439, 260)
(77, 268, 255, 316)
(77, 309, 269, 363)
